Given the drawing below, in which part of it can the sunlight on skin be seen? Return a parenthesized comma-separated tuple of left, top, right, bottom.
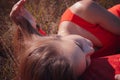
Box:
(10, 0, 26, 17)
(10, 0, 37, 29)
(73, 2, 83, 10)
(115, 74, 120, 80)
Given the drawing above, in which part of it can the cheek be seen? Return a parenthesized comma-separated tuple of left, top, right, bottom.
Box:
(76, 58, 86, 76)
(75, 55, 87, 76)
(86, 56, 91, 67)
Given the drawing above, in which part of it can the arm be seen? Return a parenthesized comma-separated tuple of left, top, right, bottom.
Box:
(58, 1, 107, 46)
(64, 0, 120, 35)
(10, 0, 41, 37)
(81, 1, 120, 35)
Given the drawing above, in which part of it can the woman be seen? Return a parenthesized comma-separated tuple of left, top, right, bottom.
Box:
(57, 1, 120, 79)
(58, 0, 120, 58)
(10, 0, 94, 80)
(10, 0, 120, 80)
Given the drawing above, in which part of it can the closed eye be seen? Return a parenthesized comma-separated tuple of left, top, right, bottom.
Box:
(74, 41, 83, 51)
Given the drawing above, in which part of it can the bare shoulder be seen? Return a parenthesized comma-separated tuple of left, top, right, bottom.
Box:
(69, 0, 101, 24)
(70, 0, 120, 35)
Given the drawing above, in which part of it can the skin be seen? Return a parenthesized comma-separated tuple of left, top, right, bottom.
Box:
(10, 0, 94, 76)
(10, 0, 37, 29)
(58, 0, 120, 47)
(59, 35, 94, 75)
(115, 74, 120, 80)
(10, 0, 120, 79)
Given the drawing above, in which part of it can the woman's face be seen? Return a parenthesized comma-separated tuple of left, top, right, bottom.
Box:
(55, 35, 94, 76)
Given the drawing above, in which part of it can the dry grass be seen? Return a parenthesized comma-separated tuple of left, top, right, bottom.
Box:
(0, 0, 120, 80)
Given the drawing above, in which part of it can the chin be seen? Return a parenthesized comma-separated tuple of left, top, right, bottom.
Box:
(86, 58, 91, 68)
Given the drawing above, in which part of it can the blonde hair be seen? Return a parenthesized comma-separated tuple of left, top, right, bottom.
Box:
(17, 37, 77, 80)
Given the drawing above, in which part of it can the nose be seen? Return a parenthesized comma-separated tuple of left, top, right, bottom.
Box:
(83, 45, 95, 55)
(81, 39, 95, 55)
